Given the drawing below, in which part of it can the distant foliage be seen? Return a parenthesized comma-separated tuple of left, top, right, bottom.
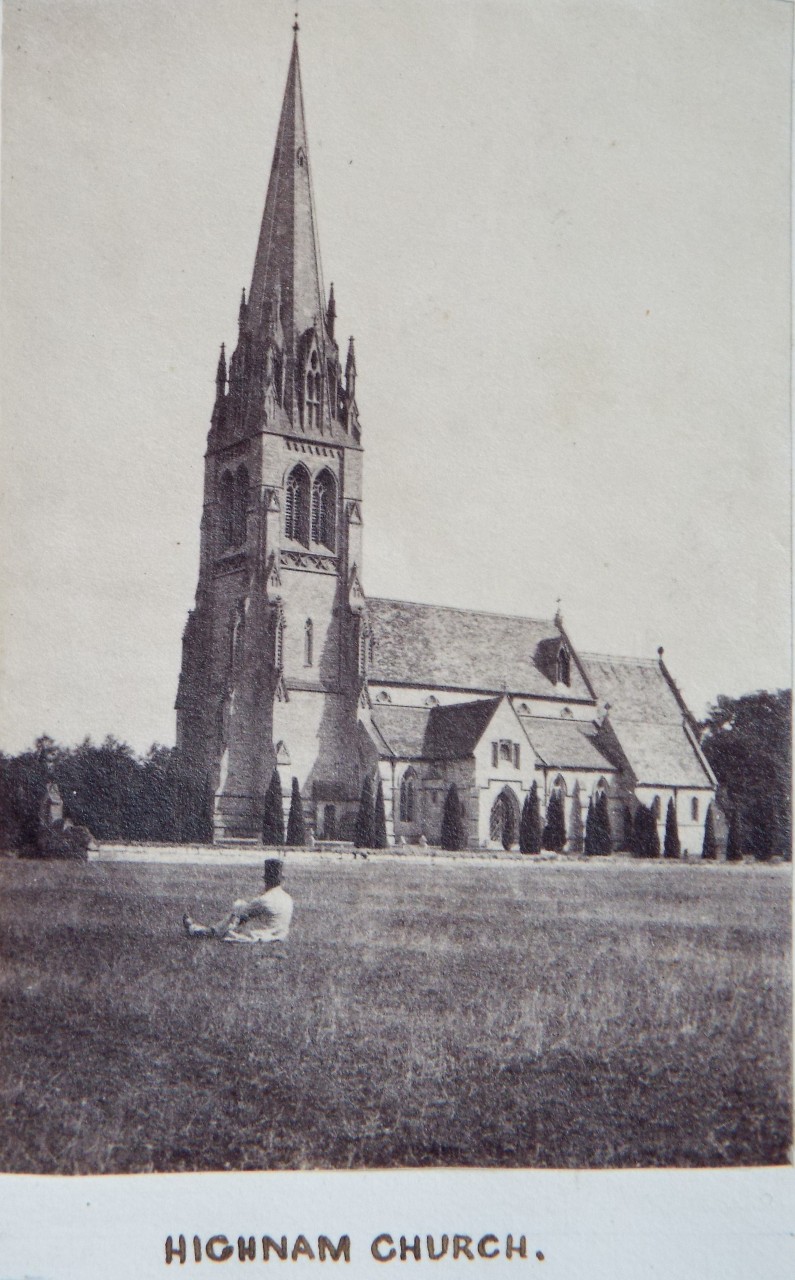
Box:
(520, 781, 542, 854)
(262, 769, 284, 846)
(542, 790, 566, 852)
(701, 690, 791, 860)
(440, 784, 466, 851)
(701, 803, 718, 861)
(725, 807, 744, 862)
(354, 775, 374, 849)
(568, 781, 584, 854)
(663, 798, 681, 860)
(285, 777, 306, 847)
(585, 793, 611, 856)
(373, 778, 389, 849)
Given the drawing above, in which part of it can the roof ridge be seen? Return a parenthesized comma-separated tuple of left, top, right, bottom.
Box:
(580, 651, 661, 666)
(367, 596, 556, 626)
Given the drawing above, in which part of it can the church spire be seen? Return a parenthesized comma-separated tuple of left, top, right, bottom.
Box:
(246, 30, 326, 350)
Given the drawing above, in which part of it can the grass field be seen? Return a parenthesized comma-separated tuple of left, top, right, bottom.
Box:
(0, 856, 790, 1173)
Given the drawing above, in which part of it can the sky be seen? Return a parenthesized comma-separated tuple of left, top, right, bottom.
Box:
(0, 0, 791, 754)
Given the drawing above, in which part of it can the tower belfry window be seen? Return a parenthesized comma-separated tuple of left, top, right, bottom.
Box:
(311, 469, 336, 550)
(285, 464, 310, 545)
(305, 350, 321, 430)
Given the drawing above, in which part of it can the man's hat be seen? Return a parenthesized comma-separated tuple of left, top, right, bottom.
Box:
(263, 858, 284, 885)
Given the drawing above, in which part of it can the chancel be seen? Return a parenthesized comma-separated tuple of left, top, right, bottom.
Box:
(175, 27, 716, 852)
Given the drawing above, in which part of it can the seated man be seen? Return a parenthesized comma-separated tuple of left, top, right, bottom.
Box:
(183, 858, 293, 945)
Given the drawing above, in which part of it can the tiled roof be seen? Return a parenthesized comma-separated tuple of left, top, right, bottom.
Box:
(367, 598, 593, 700)
(516, 715, 617, 772)
(581, 654, 714, 787)
(370, 697, 501, 760)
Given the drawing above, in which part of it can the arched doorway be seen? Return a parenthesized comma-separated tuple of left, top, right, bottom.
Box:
(490, 787, 520, 850)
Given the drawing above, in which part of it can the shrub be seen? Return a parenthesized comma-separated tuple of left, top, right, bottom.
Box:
(663, 798, 681, 860)
(285, 777, 306, 846)
(262, 768, 284, 846)
(726, 806, 744, 862)
(373, 778, 388, 849)
(354, 775, 374, 849)
(542, 790, 566, 852)
(701, 802, 718, 861)
(440, 784, 466, 851)
(520, 781, 542, 854)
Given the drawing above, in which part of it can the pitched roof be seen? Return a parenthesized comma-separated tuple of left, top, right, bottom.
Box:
(581, 654, 714, 787)
(516, 716, 617, 772)
(367, 598, 594, 700)
(370, 697, 502, 760)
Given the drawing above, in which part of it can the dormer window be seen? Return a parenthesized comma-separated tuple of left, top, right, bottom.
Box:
(557, 645, 571, 686)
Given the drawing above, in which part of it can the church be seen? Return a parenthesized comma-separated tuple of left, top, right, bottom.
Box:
(175, 30, 716, 853)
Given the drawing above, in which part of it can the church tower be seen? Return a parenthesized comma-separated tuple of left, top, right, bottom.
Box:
(175, 28, 367, 840)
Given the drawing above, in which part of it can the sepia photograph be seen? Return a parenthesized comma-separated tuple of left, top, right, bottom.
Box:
(0, 0, 791, 1205)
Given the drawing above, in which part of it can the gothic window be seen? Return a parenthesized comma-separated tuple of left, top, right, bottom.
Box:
(234, 465, 249, 546)
(304, 618, 313, 667)
(553, 774, 567, 798)
(595, 777, 608, 799)
(557, 645, 571, 686)
(274, 616, 285, 670)
(400, 768, 417, 823)
(305, 349, 321, 430)
(651, 795, 661, 820)
(691, 797, 699, 822)
(311, 469, 336, 550)
(285, 464, 310, 545)
(219, 470, 235, 548)
(425, 695, 439, 708)
(328, 361, 337, 419)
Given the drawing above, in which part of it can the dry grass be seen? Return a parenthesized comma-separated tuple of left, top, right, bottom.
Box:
(0, 857, 790, 1172)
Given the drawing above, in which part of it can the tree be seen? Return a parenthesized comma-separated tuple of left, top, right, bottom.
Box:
(285, 776, 306, 846)
(543, 790, 566, 852)
(373, 777, 388, 849)
(262, 768, 284, 846)
(701, 690, 791, 859)
(441, 784, 466, 851)
(632, 803, 660, 859)
(622, 803, 634, 852)
(594, 791, 612, 855)
(584, 797, 596, 856)
(663, 798, 681, 860)
(519, 781, 542, 854)
(725, 806, 744, 862)
(354, 774, 374, 849)
(648, 807, 661, 859)
(701, 802, 718, 861)
(568, 781, 584, 853)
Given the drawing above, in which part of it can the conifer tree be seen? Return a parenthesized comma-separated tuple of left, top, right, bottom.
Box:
(595, 791, 612, 855)
(354, 774, 374, 849)
(568, 780, 584, 854)
(519, 780, 542, 854)
(648, 806, 661, 859)
(622, 803, 634, 853)
(725, 805, 743, 862)
(663, 797, 681, 860)
(584, 797, 596, 855)
(441, 783, 466, 851)
(701, 802, 718, 861)
(543, 790, 566, 852)
(285, 776, 306, 847)
(262, 768, 284, 846)
(373, 777, 388, 849)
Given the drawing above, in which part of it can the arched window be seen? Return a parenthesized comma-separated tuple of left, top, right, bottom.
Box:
(234, 465, 249, 546)
(553, 774, 567, 798)
(285, 465, 310, 545)
(691, 797, 699, 822)
(400, 768, 417, 823)
(561, 706, 573, 719)
(305, 349, 321, 430)
(425, 695, 439, 708)
(651, 795, 661, 820)
(595, 776, 608, 798)
(304, 618, 313, 667)
(557, 645, 571, 686)
(219, 470, 235, 548)
(311, 469, 336, 550)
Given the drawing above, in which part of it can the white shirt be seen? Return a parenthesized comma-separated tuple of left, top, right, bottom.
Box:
(234, 885, 294, 942)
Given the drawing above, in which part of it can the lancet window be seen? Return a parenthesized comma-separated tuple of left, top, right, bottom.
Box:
(311, 469, 336, 550)
(305, 349, 321, 430)
(400, 769, 417, 823)
(285, 464, 310, 545)
(304, 618, 314, 668)
(556, 645, 571, 687)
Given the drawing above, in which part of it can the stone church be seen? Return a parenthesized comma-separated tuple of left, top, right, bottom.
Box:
(175, 31, 716, 852)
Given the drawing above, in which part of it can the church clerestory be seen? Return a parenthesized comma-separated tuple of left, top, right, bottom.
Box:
(175, 29, 716, 853)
